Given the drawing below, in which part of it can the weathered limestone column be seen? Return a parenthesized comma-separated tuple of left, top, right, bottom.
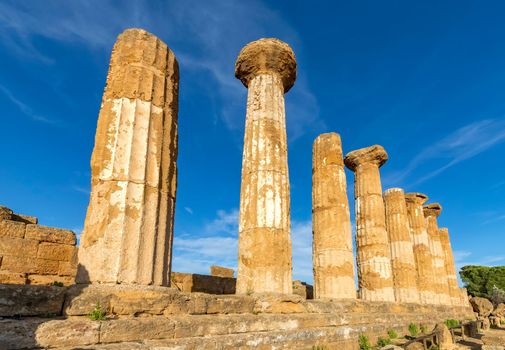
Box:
(423, 203, 451, 305)
(383, 188, 420, 303)
(312, 133, 355, 299)
(234, 38, 296, 294)
(344, 145, 394, 302)
(77, 29, 179, 286)
(439, 227, 461, 306)
(405, 193, 436, 304)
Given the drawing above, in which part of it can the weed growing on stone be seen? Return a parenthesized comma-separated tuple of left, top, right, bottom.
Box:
(420, 324, 427, 334)
(89, 302, 106, 321)
(52, 281, 64, 287)
(376, 336, 391, 347)
(444, 319, 459, 328)
(408, 323, 419, 337)
(358, 334, 372, 350)
(312, 346, 327, 350)
(387, 329, 398, 339)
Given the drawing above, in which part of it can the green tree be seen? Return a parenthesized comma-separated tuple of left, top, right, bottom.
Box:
(460, 265, 505, 298)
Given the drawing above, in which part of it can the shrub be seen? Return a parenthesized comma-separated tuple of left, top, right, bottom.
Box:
(312, 346, 327, 350)
(52, 281, 64, 287)
(408, 323, 419, 337)
(490, 285, 505, 305)
(358, 334, 372, 350)
(376, 336, 391, 347)
(387, 329, 398, 339)
(420, 324, 427, 334)
(89, 302, 106, 321)
(444, 319, 459, 328)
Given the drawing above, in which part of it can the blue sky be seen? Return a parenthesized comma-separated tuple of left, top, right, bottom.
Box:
(1, 1, 505, 285)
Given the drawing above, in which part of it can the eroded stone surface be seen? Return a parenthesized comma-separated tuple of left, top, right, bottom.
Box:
(405, 193, 437, 305)
(438, 227, 461, 306)
(345, 145, 394, 302)
(312, 133, 355, 299)
(383, 188, 419, 303)
(423, 203, 451, 305)
(0, 284, 66, 316)
(77, 28, 179, 286)
(235, 38, 295, 294)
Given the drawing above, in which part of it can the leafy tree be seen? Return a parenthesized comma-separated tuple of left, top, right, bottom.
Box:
(460, 265, 505, 298)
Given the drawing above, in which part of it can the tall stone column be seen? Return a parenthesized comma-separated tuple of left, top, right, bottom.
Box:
(234, 38, 296, 294)
(312, 133, 355, 299)
(405, 193, 436, 304)
(77, 29, 179, 286)
(383, 188, 420, 303)
(439, 227, 461, 306)
(423, 204, 451, 305)
(344, 145, 394, 302)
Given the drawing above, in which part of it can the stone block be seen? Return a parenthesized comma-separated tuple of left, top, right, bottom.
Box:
(27, 274, 75, 286)
(25, 224, 76, 245)
(37, 242, 76, 261)
(0, 318, 43, 350)
(0, 284, 65, 316)
(0, 206, 13, 221)
(0, 236, 38, 257)
(206, 295, 256, 314)
(99, 317, 176, 343)
(58, 260, 78, 276)
(0, 271, 27, 284)
(11, 213, 38, 224)
(0, 219, 26, 238)
(210, 265, 235, 278)
(0, 256, 59, 275)
(35, 319, 100, 348)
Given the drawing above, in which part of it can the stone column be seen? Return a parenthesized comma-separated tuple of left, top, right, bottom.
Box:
(439, 227, 461, 306)
(234, 38, 296, 294)
(77, 29, 179, 286)
(423, 204, 452, 305)
(383, 188, 420, 303)
(312, 133, 355, 299)
(405, 193, 436, 304)
(344, 145, 394, 302)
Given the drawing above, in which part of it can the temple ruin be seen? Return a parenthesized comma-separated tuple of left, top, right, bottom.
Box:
(0, 29, 477, 349)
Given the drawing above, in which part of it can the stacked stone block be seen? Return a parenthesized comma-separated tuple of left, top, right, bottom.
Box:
(0, 206, 77, 285)
(424, 203, 452, 305)
(438, 227, 461, 306)
(345, 145, 395, 302)
(77, 29, 179, 286)
(383, 188, 420, 303)
(312, 133, 355, 299)
(235, 38, 296, 294)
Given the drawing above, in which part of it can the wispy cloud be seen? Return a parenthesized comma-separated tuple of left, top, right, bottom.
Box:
(453, 250, 505, 286)
(0, 84, 59, 125)
(72, 186, 90, 195)
(0, 0, 322, 142)
(386, 118, 505, 186)
(184, 207, 193, 215)
(172, 207, 314, 282)
(482, 213, 505, 225)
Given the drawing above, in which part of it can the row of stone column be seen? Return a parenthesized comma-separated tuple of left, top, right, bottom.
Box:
(313, 137, 464, 305)
(76, 29, 465, 308)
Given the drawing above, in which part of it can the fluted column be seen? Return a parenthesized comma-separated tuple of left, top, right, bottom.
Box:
(235, 38, 296, 294)
(423, 204, 451, 305)
(77, 29, 179, 286)
(384, 188, 420, 303)
(405, 193, 436, 304)
(344, 145, 394, 302)
(312, 133, 355, 299)
(439, 227, 461, 306)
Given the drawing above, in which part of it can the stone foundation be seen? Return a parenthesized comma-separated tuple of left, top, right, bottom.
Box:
(0, 284, 475, 349)
(0, 206, 77, 286)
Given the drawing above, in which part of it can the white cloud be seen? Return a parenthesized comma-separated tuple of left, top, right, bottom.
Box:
(184, 207, 193, 215)
(385, 118, 505, 186)
(0, 84, 59, 125)
(203, 208, 239, 235)
(0, 0, 322, 142)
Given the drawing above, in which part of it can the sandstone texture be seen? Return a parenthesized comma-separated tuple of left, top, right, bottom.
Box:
(235, 38, 296, 294)
(0, 284, 475, 350)
(405, 193, 437, 305)
(170, 272, 235, 294)
(424, 203, 451, 305)
(383, 188, 419, 303)
(470, 296, 494, 317)
(77, 28, 179, 286)
(438, 227, 461, 306)
(312, 133, 355, 299)
(210, 265, 234, 278)
(0, 206, 77, 286)
(345, 145, 394, 302)
(432, 323, 455, 350)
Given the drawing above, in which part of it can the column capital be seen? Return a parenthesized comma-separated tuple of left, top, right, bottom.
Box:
(423, 203, 442, 218)
(384, 187, 405, 196)
(404, 192, 429, 205)
(235, 38, 297, 93)
(344, 145, 388, 171)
